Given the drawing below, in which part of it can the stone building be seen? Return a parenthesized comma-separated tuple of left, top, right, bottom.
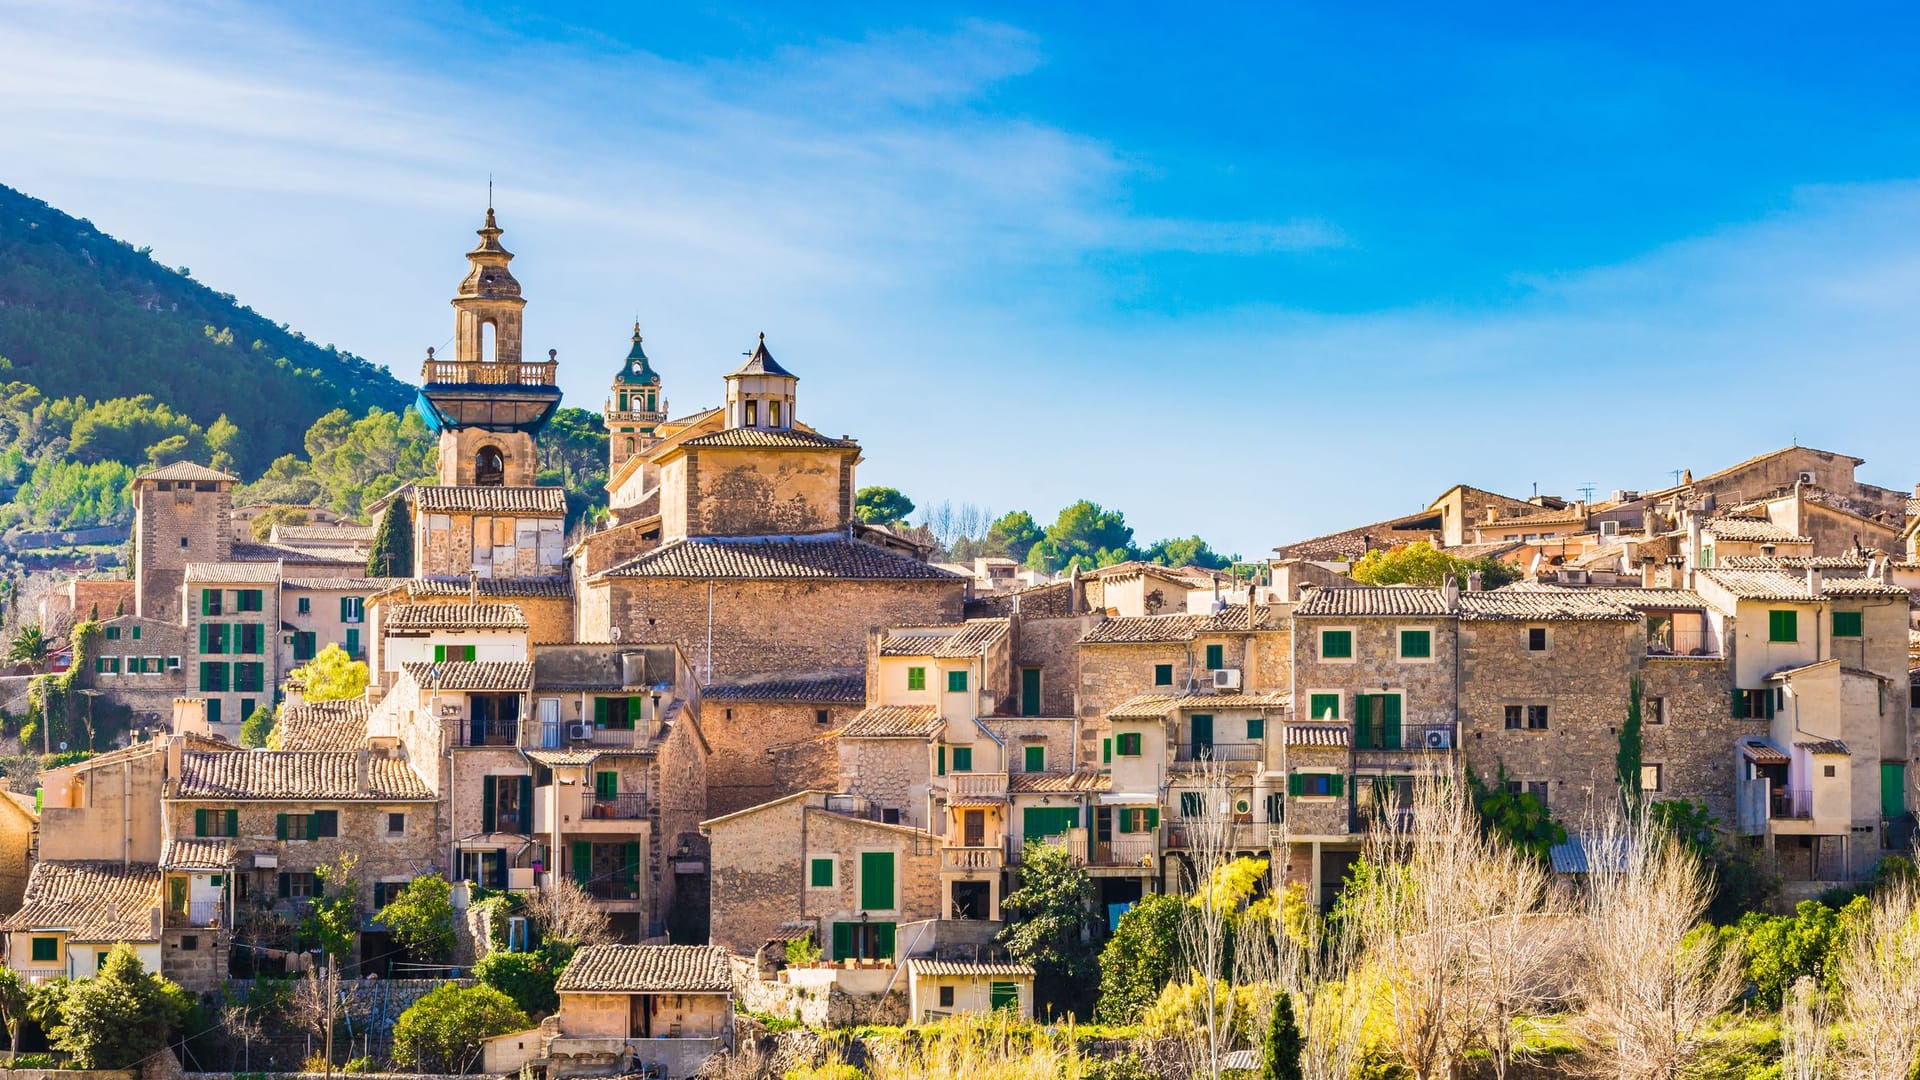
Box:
(700, 672, 865, 817)
(1, 861, 164, 984)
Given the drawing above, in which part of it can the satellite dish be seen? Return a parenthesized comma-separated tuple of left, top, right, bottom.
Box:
(610, 625, 621, 641)
(57, 742, 67, 751)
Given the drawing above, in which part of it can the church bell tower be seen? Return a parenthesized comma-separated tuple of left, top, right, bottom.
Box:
(415, 207, 562, 487)
(606, 323, 667, 475)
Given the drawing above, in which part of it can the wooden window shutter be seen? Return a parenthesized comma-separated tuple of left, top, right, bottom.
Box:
(594, 698, 609, 728)
(571, 841, 592, 885)
(1145, 808, 1159, 830)
(275, 814, 287, 840)
(521, 776, 534, 821)
(1117, 810, 1133, 834)
(314, 810, 338, 838)
(936, 746, 946, 776)
(860, 852, 895, 910)
(831, 922, 853, 961)
(1103, 738, 1112, 764)
(278, 872, 290, 898)
(875, 922, 896, 959)
(1382, 695, 1402, 749)
(1330, 774, 1345, 798)
(1288, 773, 1302, 797)
(629, 696, 645, 723)
(195, 809, 207, 837)
(227, 809, 238, 836)
(621, 841, 640, 883)
(1355, 694, 1373, 750)
(482, 777, 497, 832)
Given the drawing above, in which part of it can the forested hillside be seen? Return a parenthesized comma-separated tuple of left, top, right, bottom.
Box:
(0, 183, 411, 476)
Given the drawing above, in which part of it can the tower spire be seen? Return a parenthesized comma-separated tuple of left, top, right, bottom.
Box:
(608, 321, 667, 474)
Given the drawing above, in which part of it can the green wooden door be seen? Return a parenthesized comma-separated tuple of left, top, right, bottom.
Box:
(1020, 669, 1042, 716)
(1190, 714, 1213, 759)
(1382, 695, 1402, 750)
(1883, 764, 1907, 819)
(1355, 695, 1374, 749)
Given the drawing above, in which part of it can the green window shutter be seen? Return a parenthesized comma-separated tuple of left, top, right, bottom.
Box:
(1180, 792, 1202, 817)
(595, 771, 618, 799)
(1310, 693, 1340, 720)
(831, 922, 853, 961)
(277, 872, 291, 898)
(207, 698, 221, 726)
(30, 937, 57, 963)
(1145, 808, 1159, 830)
(1732, 689, 1745, 718)
(1400, 629, 1431, 658)
(200, 590, 210, 616)
(1102, 738, 1112, 765)
(1355, 694, 1373, 750)
(810, 858, 834, 888)
(1021, 668, 1041, 716)
(947, 670, 968, 693)
(520, 775, 534, 822)
(936, 745, 946, 776)
(1834, 611, 1863, 637)
(1205, 644, 1224, 670)
(621, 841, 640, 883)
(629, 696, 646, 726)
(197, 623, 207, 653)
(314, 810, 338, 838)
(1154, 663, 1173, 686)
(227, 809, 238, 836)
(1330, 774, 1345, 798)
(275, 814, 288, 841)
(1382, 694, 1403, 750)
(131, 625, 140, 640)
(1117, 810, 1133, 834)
(990, 981, 1018, 1010)
(953, 747, 972, 772)
(1190, 714, 1213, 753)
(860, 851, 896, 910)
(482, 777, 497, 832)
(1247, 718, 1264, 740)
(344, 629, 360, 658)
(594, 698, 609, 728)
(433, 644, 446, 663)
(875, 921, 896, 959)
(1025, 745, 1045, 773)
(195, 808, 208, 837)
(908, 667, 925, 691)
(1882, 764, 1907, 818)
(571, 841, 592, 885)
(1288, 773, 1302, 797)
(340, 597, 351, 621)
(1322, 630, 1352, 659)
(1770, 610, 1797, 643)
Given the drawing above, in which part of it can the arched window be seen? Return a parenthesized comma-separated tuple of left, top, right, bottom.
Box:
(624, 437, 635, 454)
(481, 320, 497, 363)
(475, 445, 505, 486)
(770, 400, 783, 428)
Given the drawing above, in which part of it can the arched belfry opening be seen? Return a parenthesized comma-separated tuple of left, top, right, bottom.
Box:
(475, 445, 506, 486)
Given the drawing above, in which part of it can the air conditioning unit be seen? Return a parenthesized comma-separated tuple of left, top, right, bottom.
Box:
(1599, 520, 1619, 538)
(1425, 728, 1452, 750)
(568, 723, 594, 741)
(1798, 471, 1816, 485)
(1212, 668, 1242, 691)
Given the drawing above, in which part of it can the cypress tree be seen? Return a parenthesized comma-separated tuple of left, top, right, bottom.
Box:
(367, 496, 414, 578)
(1262, 991, 1303, 1080)
(1617, 674, 1644, 808)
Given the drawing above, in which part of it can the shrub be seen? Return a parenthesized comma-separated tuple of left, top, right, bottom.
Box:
(1094, 894, 1184, 1024)
(376, 873, 457, 963)
(475, 951, 558, 1017)
(43, 945, 191, 1068)
(391, 983, 529, 1073)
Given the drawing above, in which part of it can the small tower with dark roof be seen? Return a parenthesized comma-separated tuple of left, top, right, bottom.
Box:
(723, 333, 797, 431)
(607, 322, 667, 474)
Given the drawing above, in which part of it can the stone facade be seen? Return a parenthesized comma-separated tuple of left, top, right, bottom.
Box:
(661, 448, 854, 541)
(160, 795, 441, 911)
(703, 697, 859, 817)
(133, 469, 234, 623)
(837, 739, 933, 830)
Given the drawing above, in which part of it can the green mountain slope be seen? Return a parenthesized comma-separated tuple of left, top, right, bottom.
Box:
(0, 182, 413, 475)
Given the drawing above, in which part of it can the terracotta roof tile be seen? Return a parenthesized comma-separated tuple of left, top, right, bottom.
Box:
(1703, 518, 1812, 543)
(906, 960, 1036, 978)
(401, 661, 534, 691)
(1008, 771, 1111, 794)
(1820, 577, 1911, 598)
(1109, 694, 1178, 720)
(404, 577, 572, 598)
(1458, 590, 1637, 621)
(184, 562, 283, 582)
(1699, 569, 1817, 601)
(413, 485, 567, 515)
(1294, 586, 1452, 617)
(703, 673, 866, 704)
(175, 750, 433, 801)
(229, 541, 365, 566)
(880, 619, 1009, 658)
(1797, 739, 1851, 756)
(1719, 555, 1871, 571)
(1738, 739, 1790, 765)
(275, 698, 371, 751)
(601, 537, 959, 581)
(1590, 587, 1709, 609)
(2, 862, 160, 940)
(556, 944, 732, 993)
(272, 525, 374, 542)
(1287, 724, 1350, 747)
(162, 837, 234, 871)
(282, 577, 408, 591)
(678, 428, 856, 450)
(1273, 511, 1444, 561)
(385, 603, 528, 630)
(841, 705, 943, 739)
(137, 461, 235, 483)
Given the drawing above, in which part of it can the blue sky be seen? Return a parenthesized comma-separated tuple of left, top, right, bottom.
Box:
(5, 1, 1920, 556)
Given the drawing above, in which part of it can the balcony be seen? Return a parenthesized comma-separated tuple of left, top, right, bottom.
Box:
(1772, 788, 1813, 820)
(940, 846, 1005, 872)
(18, 969, 63, 985)
(1648, 629, 1720, 658)
(1352, 723, 1458, 767)
(541, 722, 644, 749)
(1174, 744, 1264, 765)
(1163, 823, 1282, 851)
(583, 879, 642, 902)
(454, 721, 521, 748)
(1063, 829, 1156, 871)
(165, 900, 223, 928)
(948, 773, 1009, 800)
(421, 358, 558, 387)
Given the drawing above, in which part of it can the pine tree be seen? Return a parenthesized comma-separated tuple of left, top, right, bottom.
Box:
(1262, 991, 1303, 1080)
(367, 496, 413, 578)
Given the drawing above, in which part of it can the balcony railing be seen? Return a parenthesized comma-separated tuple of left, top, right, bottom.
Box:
(1064, 830, 1156, 869)
(583, 793, 650, 822)
(165, 900, 223, 928)
(421, 358, 559, 386)
(542, 722, 643, 749)
(1175, 743, 1264, 764)
(948, 773, 1009, 800)
(940, 846, 1005, 872)
(1351, 807, 1418, 833)
(1648, 630, 1720, 658)
(18, 968, 63, 985)
(455, 722, 521, 747)
(583, 879, 642, 901)
(1353, 723, 1459, 763)
(1163, 823, 1281, 850)
(1772, 788, 1814, 820)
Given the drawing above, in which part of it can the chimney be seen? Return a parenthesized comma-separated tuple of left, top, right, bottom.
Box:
(1640, 556, 1657, 589)
(1442, 574, 1461, 610)
(1467, 570, 1483, 592)
(355, 748, 371, 793)
(468, 570, 479, 605)
(1485, 507, 1500, 523)
(1641, 508, 1656, 539)
(165, 734, 183, 780)
(1806, 566, 1822, 597)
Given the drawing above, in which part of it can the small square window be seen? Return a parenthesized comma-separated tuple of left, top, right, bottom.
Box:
(180, 536, 190, 548)
(1641, 764, 1663, 792)
(1527, 627, 1547, 651)
(1246, 717, 1264, 740)
(1024, 745, 1046, 773)
(386, 813, 406, 836)
(1504, 705, 1523, 730)
(1824, 764, 1837, 778)
(907, 667, 927, 691)
(180, 935, 198, 951)
(1320, 630, 1353, 660)
(297, 597, 311, 615)
(1768, 609, 1798, 643)
(947, 670, 969, 693)
(816, 709, 830, 725)
(1308, 693, 1340, 720)
(1205, 644, 1224, 670)
(952, 747, 973, 772)
(881, 808, 902, 825)
(809, 857, 835, 888)
(30, 937, 57, 963)
(939, 985, 955, 1008)
(1117, 732, 1143, 756)
(1153, 663, 1173, 686)
(1526, 705, 1549, 730)
(1832, 611, 1863, 638)
(1647, 697, 1666, 725)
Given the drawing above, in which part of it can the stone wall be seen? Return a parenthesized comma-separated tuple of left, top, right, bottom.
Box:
(415, 509, 564, 580)
(836, 740, 931, 828)
(1640, 657, 1738, 821)
(735, 968, 906, 1026)
(162, 792, 441, 906)
(704, 700, 857, 817)
(679, 448, 852, 539)
(0, 790, 33, 916)
(597, 577, 963, 681)
(1010, 615, 1095, 719)
(800, 810, 940, 929)
(705, 795, 809, 953)
(1294, 615, 1459, 730)
(161, 925, 227, 994)
(651, 700, 711, 933)
(134, 477, 232, 623)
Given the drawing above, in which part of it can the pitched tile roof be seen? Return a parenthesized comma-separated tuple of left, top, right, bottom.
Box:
(1458, 590, 1637, 621)
(841, 705, 944, 739)
(413, 485, 568, 516)
(556, 944, 733, 993)
(401, 661, 535, 691)
(229, 540, 367, 565)
(404, 576, 572, 598)
(1273, 510, 1444, 561)
(1109, 694, 1178, 720)
(1008, 771, 1112, 794)
(184, 562, 284, 582)
(1702, 518, 1812, 543)
(600, 537, 960, 581)
(880, 619, 1010, 658)
(385, 603, 528, 630)
(525, 749, 606, 767)
(678, 428, 857, 450)
(1294, 586, 1452, 617)
(282, 577, 408, 591)
(1698, 569, 1818, 601)
(162, 837, 234, 871)
(272, 525, 374, 542)
(906, 960, 1036, 978)
(1079, 606, 1276, 645)
(1820, 577, 1911, 598)
(2, 862, 161, 940)
(1590, 587, 1709, 610)
(1738, 738, 1791, 765)
(138, 461, 235, 483)
(1719, 555, 1871, 571)
(1797, 739, 1851, 756)
(1287, 724, 1350, 747)
(175, 750, 434, 801)
(275, 698, 371, 751)
(703, 672, 867, 704)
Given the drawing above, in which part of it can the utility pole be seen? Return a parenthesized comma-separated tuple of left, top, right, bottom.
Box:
(324, 954, 336, 1080)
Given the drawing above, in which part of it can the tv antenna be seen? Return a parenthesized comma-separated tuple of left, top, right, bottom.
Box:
(1577, 482, 1597, 502)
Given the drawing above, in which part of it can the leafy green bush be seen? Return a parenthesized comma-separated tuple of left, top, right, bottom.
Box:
(376, 873, 456, 963)
(1094, 894, 1184, 1024)
(391, 983, 529, 1073)
(475, 951, 558, 1018)
(42, 945, 191, 1068)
